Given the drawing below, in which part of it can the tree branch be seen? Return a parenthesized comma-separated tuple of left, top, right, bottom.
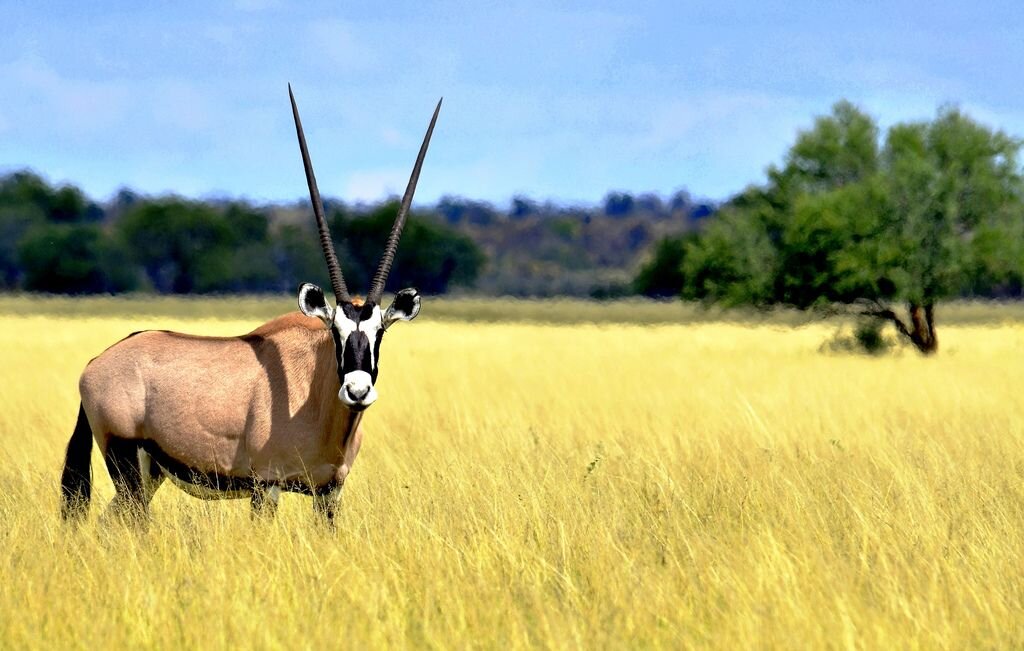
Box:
(854, 299, 913, 339)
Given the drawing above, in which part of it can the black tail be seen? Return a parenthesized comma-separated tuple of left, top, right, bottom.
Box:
(60, 403, 93, 521)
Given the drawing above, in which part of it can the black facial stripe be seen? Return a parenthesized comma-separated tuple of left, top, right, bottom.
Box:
(330, 325, 345, 384)
(342, 331, 374, 378)
(374, 330, 384, 379)
(331, 300, 383, 384)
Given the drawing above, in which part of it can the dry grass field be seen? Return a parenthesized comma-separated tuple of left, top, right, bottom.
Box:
(1, 296, 1023, 649)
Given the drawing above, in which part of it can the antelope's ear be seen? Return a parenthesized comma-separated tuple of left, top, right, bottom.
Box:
(383, 288, 421, 328)
(298, 283, 332, 325)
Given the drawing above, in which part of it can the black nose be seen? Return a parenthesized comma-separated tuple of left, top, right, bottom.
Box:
(346, 385, 370, 401)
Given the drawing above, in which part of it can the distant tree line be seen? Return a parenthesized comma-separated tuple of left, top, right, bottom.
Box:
(0, 170, 711, 298)
(0, 171, 485, 296)
(635, 101, 1024, 353)
(435, 190, 712, 297)
(435, 190, 713, 227)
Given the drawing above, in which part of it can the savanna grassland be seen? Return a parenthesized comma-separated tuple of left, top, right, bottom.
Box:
(1, 296, 1023, 649)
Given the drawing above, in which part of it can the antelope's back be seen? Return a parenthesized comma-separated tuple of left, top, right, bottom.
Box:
(78, 313, 329, 463)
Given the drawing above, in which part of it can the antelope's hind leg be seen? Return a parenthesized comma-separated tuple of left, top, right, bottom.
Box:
(101, 437, 163, 523)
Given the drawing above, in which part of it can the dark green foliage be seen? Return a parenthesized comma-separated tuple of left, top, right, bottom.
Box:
(780, 99, 879, 193)
(0, 169, 712, 298)
(335, 201, 485, 295)
(438, 196, 500, 226)
(0, 171, 102, 223)
(853, 321, 890, 354)
(117, 198, 236, 293)
(510, 196, 539, 220)
(0, 171, 486, 296)
(603, 192, 635, 217)
(0, 172, 107, 290)
(821, 319, 895, 355)
(271, 223, 333, 293)
(18, 223, 137, 293)
(681, 203, 779, 306)
(634, 235, 690, 297)
(0, 203, 45, 289)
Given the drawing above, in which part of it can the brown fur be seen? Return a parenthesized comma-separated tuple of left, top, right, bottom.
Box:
(79, 311, 363, 492)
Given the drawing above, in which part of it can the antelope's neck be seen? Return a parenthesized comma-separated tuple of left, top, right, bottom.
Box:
(314, 326, 362, 454)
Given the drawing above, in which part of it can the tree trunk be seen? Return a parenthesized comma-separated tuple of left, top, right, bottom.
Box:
(908, 303, 938, 354)
(863, 302, 938, 355)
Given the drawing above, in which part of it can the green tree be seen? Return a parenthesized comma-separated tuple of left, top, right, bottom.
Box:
(271, 222, 333, 293)
(18, 223, 137, 293)
(682, 203, 778, 307)
(117, 198, 237, 293)
(0, 203, 45, 288)
(0, 170, 101, 223)
(219, 203, 280, 292)
(634, 234, 692, 297)
(680, 102, 1024, 354)
(333, 201, 485, 295)
(823, 108, 1024, 353)
(0, 172, 104, 288)
(778, 99, 879, 193)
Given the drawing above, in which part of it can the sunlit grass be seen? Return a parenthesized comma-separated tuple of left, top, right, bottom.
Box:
(1, 298, 1023, 648)
(4, 292, 1023, 325)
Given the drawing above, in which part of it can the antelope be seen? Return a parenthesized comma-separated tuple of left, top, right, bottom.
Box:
(59, 86, 441, 524)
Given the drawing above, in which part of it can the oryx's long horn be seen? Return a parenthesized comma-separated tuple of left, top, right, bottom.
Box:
(366, 98, 442, 304)
(289, 84, 351, 305)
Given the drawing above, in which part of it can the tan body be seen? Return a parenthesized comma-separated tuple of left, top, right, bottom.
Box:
(80, 313, 363, 497)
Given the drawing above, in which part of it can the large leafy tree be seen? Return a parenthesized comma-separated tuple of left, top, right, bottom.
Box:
(675, 102, 1024, 354)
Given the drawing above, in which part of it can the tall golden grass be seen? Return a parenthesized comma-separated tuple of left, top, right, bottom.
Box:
(1, 298, 1022, 649)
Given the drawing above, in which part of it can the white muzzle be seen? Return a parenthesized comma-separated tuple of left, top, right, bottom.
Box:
(339, 370, 378, 410)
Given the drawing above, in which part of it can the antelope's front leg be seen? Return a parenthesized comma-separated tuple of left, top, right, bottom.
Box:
(251, 483, 281, 519)
(312, 482, 342, 526)
(313, 424, 364, 525)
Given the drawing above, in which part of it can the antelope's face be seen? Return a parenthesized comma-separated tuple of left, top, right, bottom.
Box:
(287, 87, 437, 411)
(299, 283, 421, 411)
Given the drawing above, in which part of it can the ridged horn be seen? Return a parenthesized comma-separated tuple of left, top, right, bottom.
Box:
(289, 83, 351, 305)
(366, 98, 442, 304)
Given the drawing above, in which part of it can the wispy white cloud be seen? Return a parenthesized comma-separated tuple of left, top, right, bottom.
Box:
(307, 19, 376, 72)
(343, 168, 409, 202)
(1, 56, 131, 135)
(4, 1, 1024, 204)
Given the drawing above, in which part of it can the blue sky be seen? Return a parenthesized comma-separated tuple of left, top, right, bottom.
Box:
(3, 1, 1023, 206)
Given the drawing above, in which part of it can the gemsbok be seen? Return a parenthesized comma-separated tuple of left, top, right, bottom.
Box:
(59, 86, 441, 524)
